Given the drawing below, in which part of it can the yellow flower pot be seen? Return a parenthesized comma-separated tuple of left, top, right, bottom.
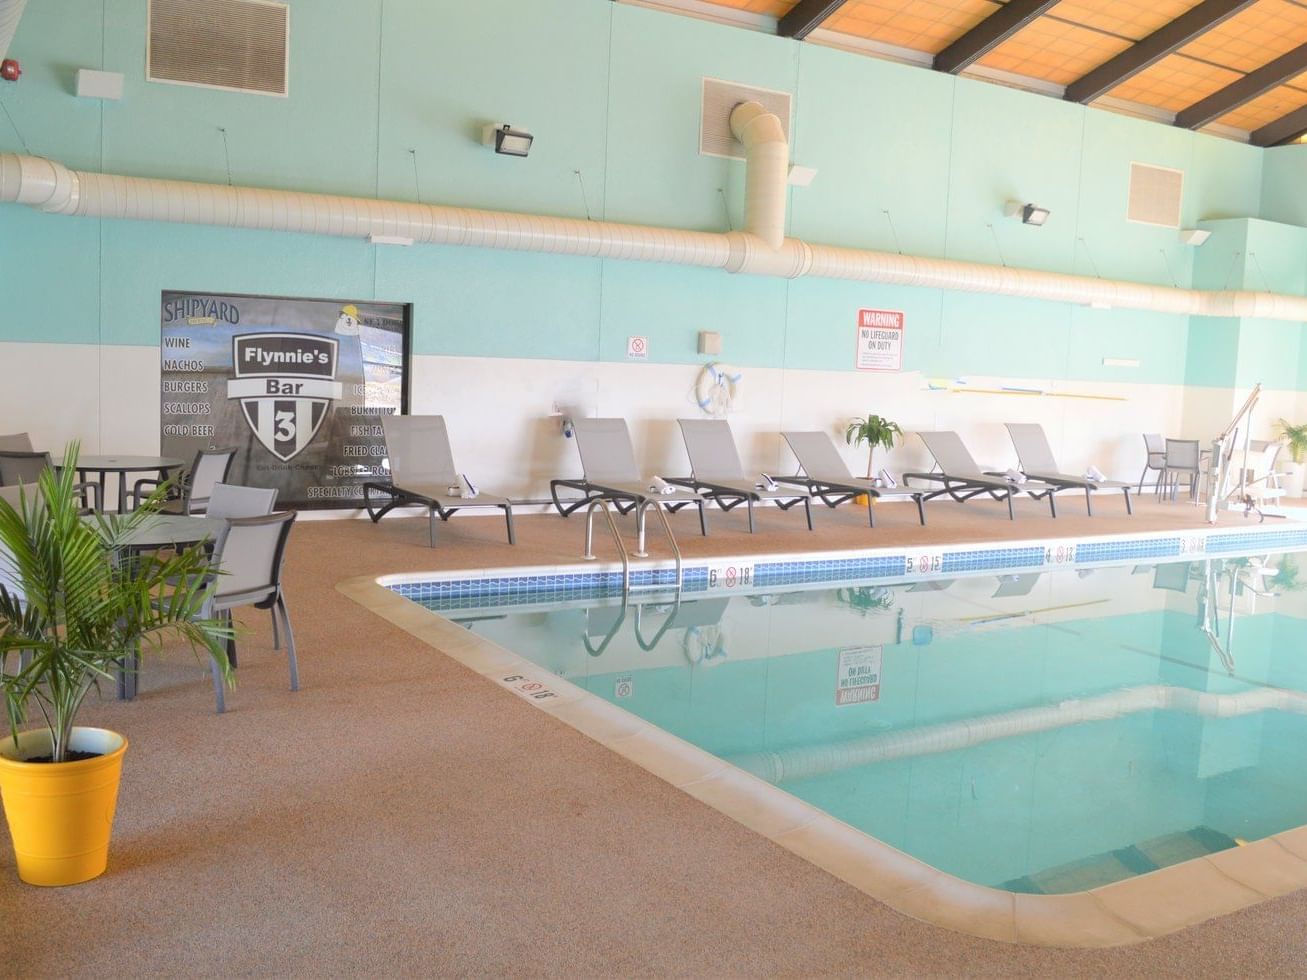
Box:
(0, 727, 128, 886)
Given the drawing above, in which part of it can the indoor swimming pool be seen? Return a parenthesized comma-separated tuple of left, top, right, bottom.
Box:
(416, 550, 1307, 895)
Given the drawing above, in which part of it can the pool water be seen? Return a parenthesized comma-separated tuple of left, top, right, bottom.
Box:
(433, 554, 1307, 894)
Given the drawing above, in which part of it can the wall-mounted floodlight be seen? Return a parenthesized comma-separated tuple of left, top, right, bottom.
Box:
(1178, 228, 1211, 247)
(481, 123, 534, 157)
(1004, 201, 1050, 226)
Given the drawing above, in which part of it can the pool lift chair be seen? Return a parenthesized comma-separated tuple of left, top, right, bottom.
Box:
(902, 432, 1058, 520)
(363, 415, 516, 548)
(777, 431, 925, 527)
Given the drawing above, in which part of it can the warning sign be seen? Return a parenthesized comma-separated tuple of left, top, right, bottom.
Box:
(835, 645, 882, 706)
(627, 336, 648, 360)
(855, 309, 904, 372)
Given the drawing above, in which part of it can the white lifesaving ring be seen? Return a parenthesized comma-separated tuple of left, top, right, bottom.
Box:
(695, 362, 742, 417)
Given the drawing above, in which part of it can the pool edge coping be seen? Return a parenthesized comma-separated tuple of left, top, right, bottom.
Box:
(336, 562, 1307, 950)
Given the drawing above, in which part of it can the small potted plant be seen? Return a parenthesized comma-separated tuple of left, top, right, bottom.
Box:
(1276, 419, 1307, 498)
(0, 446, 230, 886)
(845, 413, 903, 479)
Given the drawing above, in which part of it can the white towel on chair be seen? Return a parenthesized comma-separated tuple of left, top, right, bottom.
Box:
(649, 475, 678, 495)
(1005, 468, 1026, 484)
(1085, 464, 1106, 483)
(877, 468, 898, 489)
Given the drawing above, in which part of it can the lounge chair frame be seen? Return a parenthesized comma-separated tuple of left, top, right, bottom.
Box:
(902, 431, 1058, 520)
(1003, 423, 1133, 517)
(363, 415, 515, 548)
(775, 431, 926, 527)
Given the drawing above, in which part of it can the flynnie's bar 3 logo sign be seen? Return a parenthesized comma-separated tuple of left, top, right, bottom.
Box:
(227, 333, 343, 461)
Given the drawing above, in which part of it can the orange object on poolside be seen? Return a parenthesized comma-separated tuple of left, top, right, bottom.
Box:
(0, 727, 128, 886)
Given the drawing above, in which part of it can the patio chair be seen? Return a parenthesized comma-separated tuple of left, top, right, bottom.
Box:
(902, 431, 1057, 520)
(1004, 423, 1133, 516)
(0, 433, 33, 452)
(362, 415, 515, 548)
(550, 418, 708, 536)
(200, 510, 299, 714)
(776, 431, 925, 527)
(132, 446, 237, 514)
(670, 419, 812, 533)
(1161, 438, 1201, 502)
(0, 450, 101, 513)
(206, 483, 279, 519)
(1139, 434, 1166, 494)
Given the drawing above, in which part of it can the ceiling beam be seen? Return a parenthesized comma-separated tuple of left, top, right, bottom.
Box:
(1064, 0, 1258, 105)
(778, 0, 850, 40)
(1251, 103, 1307, 146)
(1176, 41, 1307, 130)
(933, 0, 1060, 75)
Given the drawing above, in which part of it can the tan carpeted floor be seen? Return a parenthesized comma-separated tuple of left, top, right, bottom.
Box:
(4, 497, 1306, 978)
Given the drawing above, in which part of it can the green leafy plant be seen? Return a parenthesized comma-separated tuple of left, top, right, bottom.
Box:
(1269, 555, 1303, 593)
(836, 585, 895, 617)
(845, 413, 903, 478)
(0, 446, 231, 763)
(1276, 419, 1307, 464)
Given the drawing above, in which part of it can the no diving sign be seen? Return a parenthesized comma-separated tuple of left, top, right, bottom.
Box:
(855, 309, 904, 372)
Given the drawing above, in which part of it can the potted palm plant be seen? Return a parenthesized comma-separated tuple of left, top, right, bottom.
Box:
(845, 413, 903, 479)
(1276, 419, 1307, 498)
(0, 446, 229, 886)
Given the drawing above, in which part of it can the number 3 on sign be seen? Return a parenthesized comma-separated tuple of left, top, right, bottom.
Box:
(905, 550, 944, 575)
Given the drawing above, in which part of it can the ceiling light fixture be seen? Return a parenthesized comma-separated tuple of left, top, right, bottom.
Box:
(481, 123, 534, 158)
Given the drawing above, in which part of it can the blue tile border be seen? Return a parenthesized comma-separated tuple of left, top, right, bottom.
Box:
(385, 522, 1307, 612)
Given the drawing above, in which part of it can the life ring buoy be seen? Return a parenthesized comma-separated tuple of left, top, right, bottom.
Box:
(695, 362, 742, 417)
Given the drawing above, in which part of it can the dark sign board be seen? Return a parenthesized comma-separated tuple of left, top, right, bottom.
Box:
(160, 291, 411, 509)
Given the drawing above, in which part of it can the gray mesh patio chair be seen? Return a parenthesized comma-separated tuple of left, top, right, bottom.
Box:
(1139, 433, 1166, 494)
(670, 420, 812, 533)
(1162, 439, 1201, 502)
(777, 431, 925, 527)
(550, 418, 708, 536)
(201, 510, 298, 714)
(132, 446, 237, 514)
(206, 483, 278, 519)
(363, 415, 515, 548)
(902, 431, 1057, 520)
(0, 451, 101, 513)
(1004, 423, 1133, 516)
(0, 433, 33, 452)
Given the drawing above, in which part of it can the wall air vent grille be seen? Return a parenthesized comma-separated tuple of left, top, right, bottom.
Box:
(700, 78, 792, 160)
(1127, 162, 1184, 229)
(148, 0, 289, 97)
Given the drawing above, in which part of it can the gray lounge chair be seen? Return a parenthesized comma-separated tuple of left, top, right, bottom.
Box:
(363, 415, 515, 548)
(550, 418, 708, 535)
(670, 419, 812, 533)
(1004, 423, 1133, 516)
(777, 431, 925, 527)
(903, 431, 1057, 520)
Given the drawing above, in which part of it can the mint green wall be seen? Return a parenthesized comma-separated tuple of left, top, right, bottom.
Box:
(0, 0, 1292, 389)
(1184, 218, 1307, 390)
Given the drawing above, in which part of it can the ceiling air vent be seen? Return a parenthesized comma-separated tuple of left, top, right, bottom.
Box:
(1127, 162, 1184, 229)
(700, 78, 792, 160)
(148, 0, 289, 97)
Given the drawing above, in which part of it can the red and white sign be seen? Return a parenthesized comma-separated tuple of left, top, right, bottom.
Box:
(836, 645, 882, 706)
(626, 335, 648, 360)
(855, 309, 904, 372)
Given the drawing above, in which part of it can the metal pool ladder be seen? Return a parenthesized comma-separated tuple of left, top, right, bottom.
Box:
(582, 497, 683, 593)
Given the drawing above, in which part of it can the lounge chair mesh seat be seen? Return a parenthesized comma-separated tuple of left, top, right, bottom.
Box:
(363, 415, 515, 548)
(776, 431, 925, 527)
(903, 431, 1058, 520)
(550, 418, 708, 535)
(669, 419, 812, 533)
(1004, 423, 1133, 516)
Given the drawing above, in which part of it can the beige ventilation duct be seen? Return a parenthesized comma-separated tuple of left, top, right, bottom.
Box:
(0, 0, 28, 62)
(3, 132, 1307, 322)
(729, 100, 788, 250)
(730, 684, 1307, 784)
